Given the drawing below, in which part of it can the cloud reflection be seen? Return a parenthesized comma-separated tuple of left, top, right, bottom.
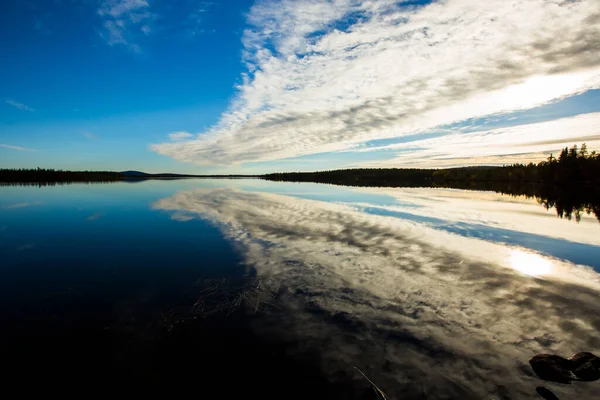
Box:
(510, 250, 553, 277)
(350, 187, 600, 247)
(154, 187, 600, 399)
(2, 201, 42, 210)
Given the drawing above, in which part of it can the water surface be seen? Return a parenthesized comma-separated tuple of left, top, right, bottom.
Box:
(1, 179, 599, 398)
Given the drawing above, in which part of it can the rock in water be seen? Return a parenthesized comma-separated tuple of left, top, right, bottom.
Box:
(535, 387, 560, 400)
(530, 352, 600, 384)
(569, 352, 600, 381)
(529, 354, 575, 384)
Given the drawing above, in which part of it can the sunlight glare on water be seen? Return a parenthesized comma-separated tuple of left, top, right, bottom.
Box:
(509, 250, 553, 277)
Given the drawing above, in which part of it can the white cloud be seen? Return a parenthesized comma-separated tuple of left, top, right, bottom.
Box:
(0, 144, 36, 152)
(98, 0, 153, 50)
(5, 100, 34, 112)
(152, 0, 600, 167)
(168, 131, 194, 141)
(358, 112, 600, 168)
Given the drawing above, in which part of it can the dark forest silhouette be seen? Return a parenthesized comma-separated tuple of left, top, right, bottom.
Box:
(265, 144, 600, 222)
(265, 144, 600, 186)
(0, 168, 123, 184)
(0, 169, 256, 184)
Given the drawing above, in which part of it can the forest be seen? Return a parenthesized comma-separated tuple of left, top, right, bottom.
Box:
(0, 168, 123, 183)
(264, 144, 600, 222)
(0, 169, 256, 184)
(264, 144, 600, 186)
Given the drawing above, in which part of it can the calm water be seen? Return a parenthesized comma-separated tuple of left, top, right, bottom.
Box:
(1, 179, 599, 398)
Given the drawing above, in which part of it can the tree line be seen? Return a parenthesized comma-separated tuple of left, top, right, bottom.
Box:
(265, 144, 600, 186)
(0, 169, 259, 183)
(264, 144, 600, 222)
(432, 144, 600, 184)
(0, 168, 123, 183)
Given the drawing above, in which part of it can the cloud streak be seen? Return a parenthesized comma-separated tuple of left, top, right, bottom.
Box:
(358, 112, 600, 168)
(152, 0, 600, 167)
(168, 131, 194, 141)
(5, 100, 34, 112)
(2, 201, 42, 209)
(0, 144, 36, 152)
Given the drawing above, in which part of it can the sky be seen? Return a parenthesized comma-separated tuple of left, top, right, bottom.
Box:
(1, 0, 599, 174)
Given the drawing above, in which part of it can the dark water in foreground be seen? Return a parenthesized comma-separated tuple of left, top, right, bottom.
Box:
(1, 179, 599, 398)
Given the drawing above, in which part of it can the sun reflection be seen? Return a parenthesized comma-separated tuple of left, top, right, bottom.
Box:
(509, 250, 552, 277)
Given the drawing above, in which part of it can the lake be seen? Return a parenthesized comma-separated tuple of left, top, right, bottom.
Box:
(1, 179, 599, 398)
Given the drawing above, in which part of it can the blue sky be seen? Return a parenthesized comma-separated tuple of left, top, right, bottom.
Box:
(1, 0, 600, 173)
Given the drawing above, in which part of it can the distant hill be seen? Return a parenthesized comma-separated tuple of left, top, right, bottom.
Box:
(121, 170, 150, 177)
(120, 171, 259, 179)
(121, 171, 211, 178)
